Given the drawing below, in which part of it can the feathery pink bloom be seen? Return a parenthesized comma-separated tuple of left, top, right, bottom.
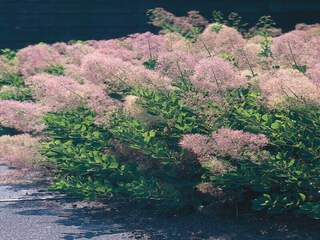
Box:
(0, 134, 42, 169)
(301, 37, 320, 68)
(81, 53, 131, 87)
(212, 128, 269, 158)
(179, 133, 231, 174)
(271, 30, 308, 67)
(64, 43, 95, 65)
(181, 129, 268, 162)
(0, 100, 48, 133)
(191, 56, 246, 94)
(295, 23, 320, 39)
(0, 58, 7, 74)
(234, 43, 260, 69)
(124, 32, 167, 61)
(26, 73, 84, 110)
(307, 63, 320, 86)
(52, 42, 68, 54)
(26, 73, 119, 114)
(162, 32, 193, 52)
(156, 50, 198, 79)
(81, 52, 172, 90)
(63, 64, 85, 83)
(17, 44, 63, 77)
(129, 64, 173, 89)
(180, 134, 213, 159)
(259, 69, 320, 106)
(198, 24, 245, 56)
(91, 39, 139, 64)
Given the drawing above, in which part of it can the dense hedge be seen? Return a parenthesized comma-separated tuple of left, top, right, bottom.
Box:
(0, 10, 320, 219)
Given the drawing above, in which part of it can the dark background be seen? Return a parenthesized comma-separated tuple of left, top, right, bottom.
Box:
(1, 0, 320, 49)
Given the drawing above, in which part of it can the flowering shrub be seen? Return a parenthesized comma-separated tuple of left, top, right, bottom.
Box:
(180, 128, 269, 174)
(191, 56, 246, 96)
(259, 69, 320, 106)
(0, 100, 48, 133)
(0, 134, 43, 169)
(17, 43, 63, 77)
(147, 8, 208, 40)
(156, 50, 199, 79)
(26, 73, 118, 114)
(198, 24, 245, 56)
(212, 88, 320, 219)
(0, 10, 320, 219)
(81, 52, 171, 94)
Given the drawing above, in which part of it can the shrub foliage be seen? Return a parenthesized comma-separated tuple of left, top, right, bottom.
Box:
(0, 9, 320, 220)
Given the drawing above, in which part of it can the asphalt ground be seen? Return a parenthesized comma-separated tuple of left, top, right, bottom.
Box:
(0, 164, 319, 240)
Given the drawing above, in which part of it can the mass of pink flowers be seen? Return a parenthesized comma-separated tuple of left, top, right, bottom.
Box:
(0, 134, 42, 169)
(180, 128, 269, 172)
(26, 73, 119, 114)
(211, 128, 269, 158)
(259, 69, 320, 106)
(180, 128, 269, 158)
(191, 56, 246, 95)
(0, 16, 319, 172)
(0, 100, 48, 133)
(17, 44, 63, 77)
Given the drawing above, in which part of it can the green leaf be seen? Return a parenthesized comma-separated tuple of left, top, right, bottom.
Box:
(109, 160, 119, 169)
(298, 193, 306, 202)
(271, 121, 281, 129)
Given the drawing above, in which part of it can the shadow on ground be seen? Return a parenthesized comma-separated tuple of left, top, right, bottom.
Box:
(1, 182, 320, 240)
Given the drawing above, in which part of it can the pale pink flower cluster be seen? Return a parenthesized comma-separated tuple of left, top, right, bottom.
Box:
(26, 73, 119, 114)
(0, 134, 43, 169)
(301, 37, 320, 68)
(0, 100, 48, 133)
(162, 32, 194, 53)
(63, 43, 95, 65)
(0, 18, 319, 175)
(124, 32, 167, 61)
(156, 50, 199, 79)
(128, 64, 172, 89)
(52, 42, 68, 54)
(92, 39, 139, 64)
(180, 128, 268, 173)
(180, 134, 213, 159)
(271, 30, 307, 67)
(191, 56, 246, 94)
(0, 85, 19, 96)
(180, 133, 230, 173)
(17, 44, 63, 77)
(259, 69, 320, 106)
(198, 25, 245, 56)
(211, 128, 269, 159)
(307, 63, 320, 86)
(295, 23, 320, 39)
(63, 64, 85, 82)
(81, 52, 172, 90)
(234, 42, 260, 69)
(81, 53, 131, 87)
